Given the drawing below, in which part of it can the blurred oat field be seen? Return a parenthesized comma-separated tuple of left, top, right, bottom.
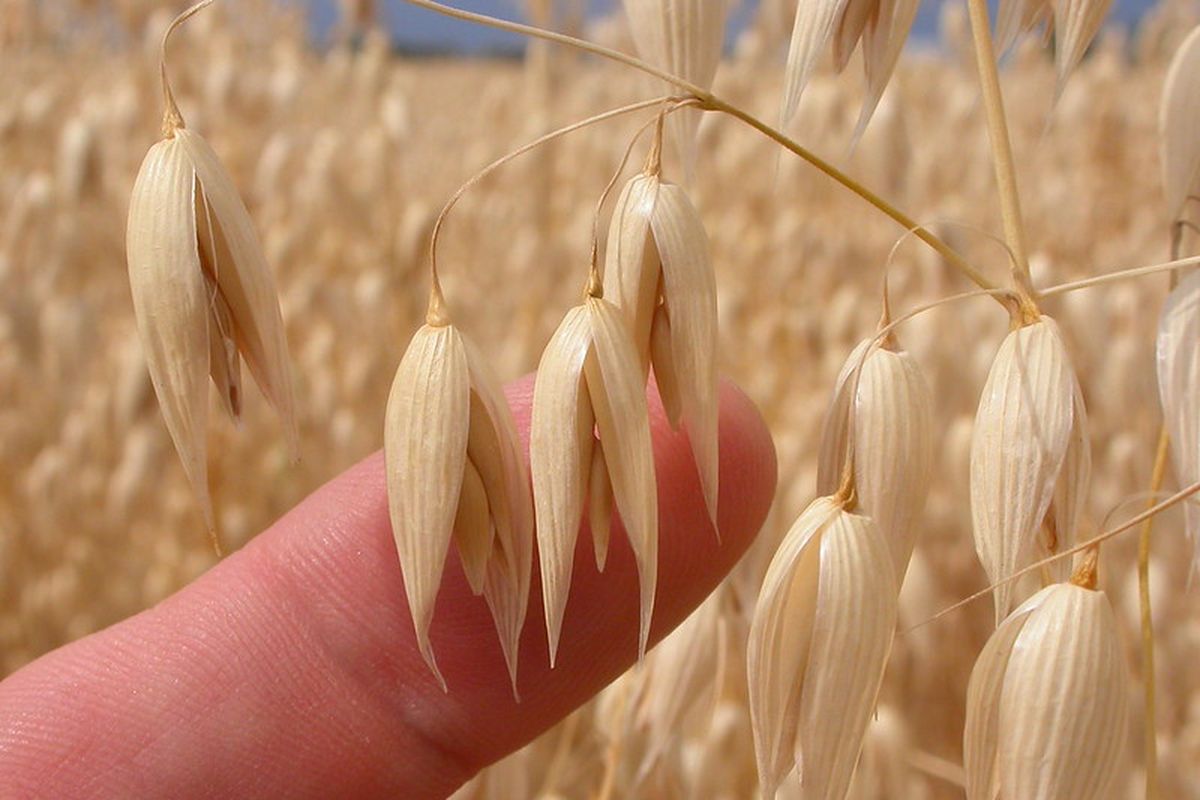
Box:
(4, 0, 1200, 796)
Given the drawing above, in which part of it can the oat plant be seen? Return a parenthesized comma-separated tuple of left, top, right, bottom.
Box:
(74, 0, 1200, 795)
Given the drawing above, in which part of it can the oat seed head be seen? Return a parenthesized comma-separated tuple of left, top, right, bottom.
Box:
(964, 583, 1128, 799)
(530, 296, 658, 666)
(384, 322, 533, 693)
(747, 497, 897, 799)
(604, 172, 719, 531)
(969, 316, 1082, 624)
(817, 335, 934, 583)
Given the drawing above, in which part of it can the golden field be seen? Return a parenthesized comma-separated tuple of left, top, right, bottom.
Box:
(3, 0, 1200, 796)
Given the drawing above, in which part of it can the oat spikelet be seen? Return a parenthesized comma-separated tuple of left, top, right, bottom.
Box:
(964, 583, 1128, 799)
(782, 0, 919, 138)
(604, 172, 719, 530)
(125, 0, 297, 534)
(384, 322, 533, 692)
(622, 0, 728, 173)
(531, 295, 658, 666)
(969, 316, 1082, 624)
(1160, 26, 1200, 234)
(817, 337, 933, 583)
(747, 496, 897, 799)
(1157, 269, 1200, 565)
(126, 138, 213, 529)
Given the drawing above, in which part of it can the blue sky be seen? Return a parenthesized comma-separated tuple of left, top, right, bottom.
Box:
(302, 0, 1156, 52)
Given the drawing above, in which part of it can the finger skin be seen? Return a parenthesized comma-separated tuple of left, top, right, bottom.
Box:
(0, 377, 776, 799)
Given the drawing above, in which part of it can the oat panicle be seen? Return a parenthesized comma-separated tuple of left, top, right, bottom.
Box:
(817, 334, 933, 582)
(969, 315, 1087, 623)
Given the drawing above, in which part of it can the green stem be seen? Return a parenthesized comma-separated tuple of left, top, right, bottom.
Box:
(399, 0, 999, 296)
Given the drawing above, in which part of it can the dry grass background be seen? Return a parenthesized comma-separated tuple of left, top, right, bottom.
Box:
(3, 0, 1200, 796)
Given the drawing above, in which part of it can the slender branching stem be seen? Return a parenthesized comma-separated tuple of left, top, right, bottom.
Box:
(1038, 253, 1200, 297)
(699, 100, 998, 294)
(425, 96, 669, 325)
(400, 0, 1000, 297)
(159, 0, 215, 136)
(913, 477, 1200, 630)
(964, 0, 1034, 304)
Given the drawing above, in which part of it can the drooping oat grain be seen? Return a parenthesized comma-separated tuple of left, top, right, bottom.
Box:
(125, 0, 296, 534)
(782, 0, 919, 139)
(126, 138, 214, 530)
(604, 172, 719, 530)
(384, 316, 533, 691)
(964, 582, 1128, 799)
(817, 335, 933, 583)
(996, 0, 1113, 93)
(1156, 269, 1200, 565)
(747, 496, 897, 799)
(969, 316, 1083, 623)
(531, 291, 658, 666)
(1160, 26, 1200, 239)
(1051, 0, 1115, 94)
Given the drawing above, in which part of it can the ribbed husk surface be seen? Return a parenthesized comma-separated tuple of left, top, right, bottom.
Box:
(964, 583, 1129, 799)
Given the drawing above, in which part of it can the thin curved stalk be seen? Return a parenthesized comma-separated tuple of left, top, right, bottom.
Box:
(912, 477, 1200, 631)
(400, 0, 999, 297)
(1039, 254, 1200, 297)
(425, 96, 670, 323)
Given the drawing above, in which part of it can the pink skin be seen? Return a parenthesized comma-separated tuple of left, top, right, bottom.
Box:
(0, 376, 776, 799)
